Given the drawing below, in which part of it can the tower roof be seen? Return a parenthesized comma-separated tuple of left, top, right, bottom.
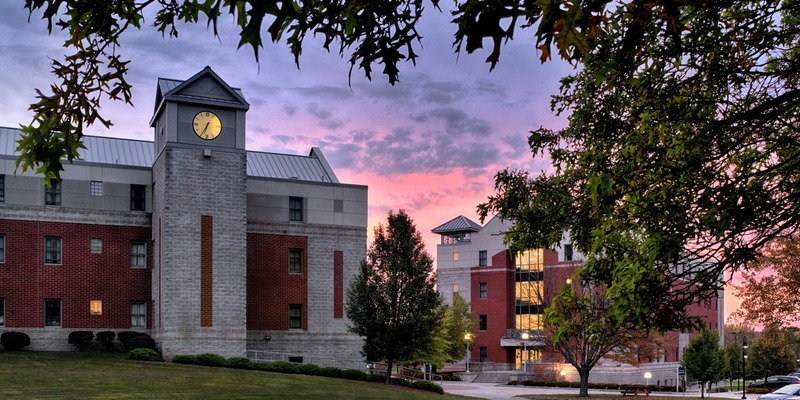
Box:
(431, 215, 482, 234)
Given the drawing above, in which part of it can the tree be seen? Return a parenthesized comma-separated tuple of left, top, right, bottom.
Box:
(682, 329, 726, 399)
(18, 0, 734, 184)
(732, 236, 800, 328)
(479, 1, 800, 331)
(401, 293, 474, 368)
(723, 342, 742, 391)
(545, 280, 648, 397)
(748, 326, 797, 383)
(346, 209, 442, 384)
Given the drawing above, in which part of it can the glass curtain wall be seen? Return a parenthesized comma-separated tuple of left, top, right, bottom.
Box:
(515, 249, 544, 369)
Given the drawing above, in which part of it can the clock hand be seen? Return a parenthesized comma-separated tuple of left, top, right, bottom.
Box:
(202, 122, 209, 135)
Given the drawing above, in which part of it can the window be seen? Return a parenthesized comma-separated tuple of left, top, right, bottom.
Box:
(45, 299, 61, 327)
(479, 315, 487, 331)
(130, 241, 146, 268)
(453, 283, 459, 294)
(0, 175, 5, 202)
(90, 238, 102, 254)
(130, 185, 146, 211)
(131, 302, 146, 327)
(289, 249, 303, 274)
(90, 181, 103, 196)
(479, 347, 488, 363)
(453, 252, 459, 261)
(479, 250, 487, 266)
(289, 304, 303, 329)
(564, 243, 573, 261)
(90, 300, 102, 315)
(45, 237, 62, 265)
(0, 235, 5, 263)
(45, 180, 61, 206)
(479, 283, 487, 299)
(289, 197, 303, 221)
(0, 298, 4, 326)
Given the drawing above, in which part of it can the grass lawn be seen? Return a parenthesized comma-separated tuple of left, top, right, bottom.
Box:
(517, 395, 707, 400)
(0, 351, 459, 399)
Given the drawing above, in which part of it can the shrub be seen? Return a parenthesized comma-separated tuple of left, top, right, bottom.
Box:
(257, 361, 300, 374)
(117, 331, 140, 352)
(196, 353, 226, 367)
(224, 357, 253, 370)
(129, 334, 156, 351)
(298, 364, 322, 376)
(127, 348, 162, 362)
(96, 331, 116, 351)
(172, 355, 201, 365)
(390, 377, 411, 387)
(366, 373, 387, 383)
(1, 332, 31, 350)
(340, 369, 369, 381)
(67, 331, 94, 351)
(410, 380, 444, 395)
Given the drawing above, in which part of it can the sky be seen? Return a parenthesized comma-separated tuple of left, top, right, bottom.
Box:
(0, 3, 742, 323)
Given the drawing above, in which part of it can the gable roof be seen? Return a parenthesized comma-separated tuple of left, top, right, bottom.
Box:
(150, 66, 249, 126)
(431, 215, 483, 234)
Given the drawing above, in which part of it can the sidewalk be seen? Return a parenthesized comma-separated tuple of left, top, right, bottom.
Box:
(441, 382, 764, 400)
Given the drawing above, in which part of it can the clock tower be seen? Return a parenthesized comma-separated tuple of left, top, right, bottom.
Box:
(149, 67, 249, 357)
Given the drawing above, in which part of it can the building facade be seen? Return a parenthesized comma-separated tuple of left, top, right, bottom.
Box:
(433, 214, 724, 371)
(0, 67, 368, 362)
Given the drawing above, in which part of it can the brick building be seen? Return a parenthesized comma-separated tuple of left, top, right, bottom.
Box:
(433, 214, 724, 371)
(0, 67, 368, 362)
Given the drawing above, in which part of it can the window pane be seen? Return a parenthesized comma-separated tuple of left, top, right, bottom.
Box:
(0, 235, 5, 263)
(45, 181, 61, 206)
(90, 300, 102, 315)
(289, 197, 303, 221)
(90, 238, 102, 254)
(289, 305, 302, 329)
(289, 249, 303, 274)
(564, 244, 573, 261)
(131, 302, 146, 327)
(45, 237, 62, 264)
(479, 250, 487, 266)
(479, 315, 487, 331)
(45, 300, 61, 327)
(479, 283, 487, 299)
(130, 185, 146, 211)
(130, 241, 146, 268)
(0, 175, 5, 202)
(0, 298, 4, 326)
(90, 181, 103, 196)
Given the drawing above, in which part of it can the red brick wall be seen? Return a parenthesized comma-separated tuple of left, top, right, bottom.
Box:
(200, 215, 213, 327)
(333, 250, 343, 319)
(469, 250, 515, 363)
(246, 233, 308, 330)
(0, 218, 151, 329)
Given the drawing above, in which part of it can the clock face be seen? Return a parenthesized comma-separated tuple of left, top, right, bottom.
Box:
(192, 111, 222, 140)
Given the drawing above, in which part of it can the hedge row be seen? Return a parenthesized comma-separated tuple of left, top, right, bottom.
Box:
(0, 330, 156, 353)
(171, 354, 444, 395)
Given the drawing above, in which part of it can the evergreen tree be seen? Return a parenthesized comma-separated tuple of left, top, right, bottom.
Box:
(682, 329, 725, 399)
(346, 209, 442, 384)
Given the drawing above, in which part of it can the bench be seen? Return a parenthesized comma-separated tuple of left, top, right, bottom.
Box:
(620, 388, 650, 396)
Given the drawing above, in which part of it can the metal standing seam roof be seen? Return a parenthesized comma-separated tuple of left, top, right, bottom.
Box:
(157, 78, 246, 104)
(431, 215, 483, 234)
(0, 127, 338, 183)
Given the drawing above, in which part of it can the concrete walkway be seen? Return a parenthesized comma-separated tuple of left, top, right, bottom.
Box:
(441, 382, 764, 400)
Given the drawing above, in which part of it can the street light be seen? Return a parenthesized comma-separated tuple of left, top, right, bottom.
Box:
(521, 332, 530, 373)
(742, 336, 748, 400)
(732, 331, 739, 391)
(644, 371, 652, 388)
(464, 333, 473, 373)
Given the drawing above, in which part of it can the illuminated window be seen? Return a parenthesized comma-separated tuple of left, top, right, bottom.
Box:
(289, 304, 303, 329)
(453, 252, 459, 261)
(130, 241, 146, 268)
(289, 249, 303, 274)
(45, 180, 61, 206)
(90, 238, 102, 254)
(289, 197, 303, 221)
(45, 237, 62, 265)
(45, 299, 61, 327)
(479, 250, 487, 266)
(90, 181, 103, 196)
(90, 300, 102, 315)
(131, 302, 146, 327)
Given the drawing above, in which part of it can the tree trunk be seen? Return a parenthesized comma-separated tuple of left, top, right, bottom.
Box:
(385, 357, 394, 385)
(578, 369, 590, 397)
(700, 380, 705, 398)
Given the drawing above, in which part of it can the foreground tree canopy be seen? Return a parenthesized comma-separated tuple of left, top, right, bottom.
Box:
(479, 1, 800, 331)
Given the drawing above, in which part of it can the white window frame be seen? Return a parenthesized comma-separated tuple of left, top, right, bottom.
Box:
(289, 304, 303, 330)
(131, 302, 146, 328)
(90, 181, 103, 196)
(44, 236, 62, 265)
(130, 241, 146, 269)
(90, 238, 102, 254)
(288, 249, 303, 274)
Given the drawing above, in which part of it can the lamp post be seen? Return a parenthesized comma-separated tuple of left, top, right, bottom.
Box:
(732, 331, 739, 392)
(644, 372, 652, 389)
(742, 336, 748, 400)
(464, 333, 472, 373)
(521, 332, 530, 373)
